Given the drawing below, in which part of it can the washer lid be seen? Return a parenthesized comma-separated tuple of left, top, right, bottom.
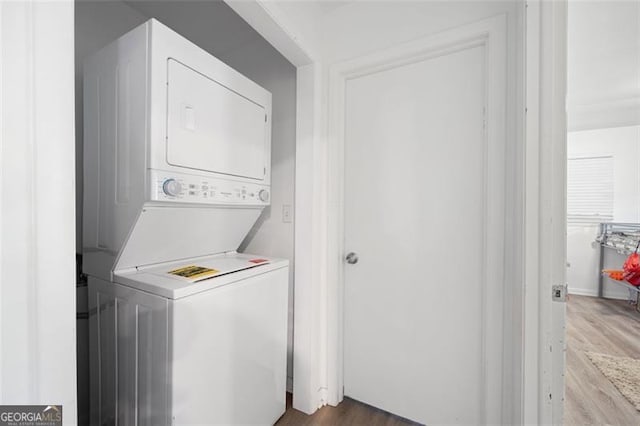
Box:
(115, 204, 262, 271)
(114, 252, 288, 299)
(150, 255, 271, 283)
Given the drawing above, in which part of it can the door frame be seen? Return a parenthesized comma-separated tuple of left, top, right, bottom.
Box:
(523, 1, 568, 424)
(325, 15, 508, 423)
(0, 0, 77, 417)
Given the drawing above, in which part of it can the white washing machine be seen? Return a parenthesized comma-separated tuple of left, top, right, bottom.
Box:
(83, 19, 287, 425)
(89, 253, 288, 425)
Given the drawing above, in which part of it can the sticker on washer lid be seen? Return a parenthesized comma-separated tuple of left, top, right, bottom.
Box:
(249, 258, 269, 264)
(168, 265, 220, 281)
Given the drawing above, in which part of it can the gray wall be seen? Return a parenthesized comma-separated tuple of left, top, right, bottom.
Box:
(75, 1, 296, 421)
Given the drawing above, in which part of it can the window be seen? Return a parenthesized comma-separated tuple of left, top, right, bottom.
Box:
(567, 156, 614, 224)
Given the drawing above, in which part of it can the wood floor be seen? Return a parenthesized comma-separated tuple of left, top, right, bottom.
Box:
(565, 294, 640, 426)
(276, 394, 418, 426)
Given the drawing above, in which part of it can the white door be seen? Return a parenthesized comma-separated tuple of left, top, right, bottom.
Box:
(343, 26, 505, 424)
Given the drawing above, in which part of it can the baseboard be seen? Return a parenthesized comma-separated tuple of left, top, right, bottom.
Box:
(568, 288, 598, 297)
(569, 287, 629, 300)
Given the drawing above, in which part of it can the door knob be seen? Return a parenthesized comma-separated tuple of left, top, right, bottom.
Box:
(345, 252, 359, 264)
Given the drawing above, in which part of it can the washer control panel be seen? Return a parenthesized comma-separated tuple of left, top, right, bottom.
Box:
(150, 170, 270, 205)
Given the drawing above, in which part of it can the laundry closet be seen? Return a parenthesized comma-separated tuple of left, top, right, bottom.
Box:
(74, 2, 296, 424)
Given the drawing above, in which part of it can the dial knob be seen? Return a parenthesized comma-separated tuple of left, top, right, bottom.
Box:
(162, 179, 182, 197)
(258, 189, 270, 202)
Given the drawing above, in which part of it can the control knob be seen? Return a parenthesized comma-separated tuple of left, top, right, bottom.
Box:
(258, 189, 270, 202)
(162, 179, 182, 197)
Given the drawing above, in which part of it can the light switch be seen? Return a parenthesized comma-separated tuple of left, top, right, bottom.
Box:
(282, 204, 292, 223)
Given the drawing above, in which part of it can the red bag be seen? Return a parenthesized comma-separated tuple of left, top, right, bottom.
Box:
(623, 252, 640, 286)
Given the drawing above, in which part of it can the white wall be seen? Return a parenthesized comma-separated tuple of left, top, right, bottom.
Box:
(1, 1, 77, 423)
(567, 125, 640, 299)
(317, 1, 519, 63)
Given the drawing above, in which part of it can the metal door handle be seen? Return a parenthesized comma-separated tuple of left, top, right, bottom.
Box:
(345, 252, 359, 264)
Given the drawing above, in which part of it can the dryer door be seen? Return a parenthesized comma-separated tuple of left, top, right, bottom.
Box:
(166, 59, 267, 180)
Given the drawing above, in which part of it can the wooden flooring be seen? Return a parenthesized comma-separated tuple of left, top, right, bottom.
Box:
(276, 394, 418, 426)
(564, 294, 640, 426)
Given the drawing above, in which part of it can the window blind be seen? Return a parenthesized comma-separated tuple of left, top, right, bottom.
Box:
(567, 156, 614, 224)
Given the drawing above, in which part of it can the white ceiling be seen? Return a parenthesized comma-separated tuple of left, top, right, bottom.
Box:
(568, 0, 640, 107)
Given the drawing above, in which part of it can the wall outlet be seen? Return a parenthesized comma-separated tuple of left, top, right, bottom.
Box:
(282, 204, 292, 223)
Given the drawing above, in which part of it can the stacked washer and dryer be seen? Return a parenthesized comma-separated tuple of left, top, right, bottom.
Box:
(83, 19, 288, 425)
